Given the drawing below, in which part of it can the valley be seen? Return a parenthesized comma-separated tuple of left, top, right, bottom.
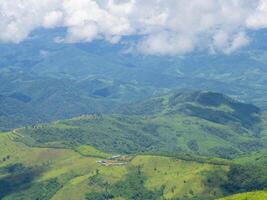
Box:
(1, 90, 267, 199)
(1, 29, 267, 131)
(0, 14, 267, 199)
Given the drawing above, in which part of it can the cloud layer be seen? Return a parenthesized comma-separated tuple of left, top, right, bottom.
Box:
(0, 0, 267, 55)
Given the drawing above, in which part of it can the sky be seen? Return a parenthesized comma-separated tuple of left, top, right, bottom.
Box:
(0, 0, 267, 55)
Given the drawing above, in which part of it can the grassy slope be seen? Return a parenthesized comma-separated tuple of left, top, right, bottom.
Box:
(218, 191, 267, 200)
(131, 155, 226, 199)
(0, 132, 100, 200)
(0, 132, 228, 200)
(76, 145, 111, 159)
(1, 92, 266, 199)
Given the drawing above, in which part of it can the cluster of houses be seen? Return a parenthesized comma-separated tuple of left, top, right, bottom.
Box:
(97, 155, 127, 166)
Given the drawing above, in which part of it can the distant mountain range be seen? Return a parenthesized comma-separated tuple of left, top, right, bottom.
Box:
(1, 29, 267, 200)
(1, 29, 267, 131)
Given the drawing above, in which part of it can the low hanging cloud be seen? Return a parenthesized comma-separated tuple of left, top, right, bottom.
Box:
(0, 0, 267, 55)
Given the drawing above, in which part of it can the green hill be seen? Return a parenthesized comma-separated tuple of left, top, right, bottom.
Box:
(1, 91, 267, 199)
(0, 132, 228, 200)
(1, 130, 266, 200)
(14, 91, 266, 159)
(121, 90, 261, 128)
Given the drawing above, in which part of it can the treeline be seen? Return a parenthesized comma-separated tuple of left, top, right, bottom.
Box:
(205, 163, 267, 196)
(224, 163, 267, 193)
(138, 152, 230, 166)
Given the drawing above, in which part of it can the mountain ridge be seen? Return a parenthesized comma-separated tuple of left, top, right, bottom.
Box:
(14, 90, 266, 159)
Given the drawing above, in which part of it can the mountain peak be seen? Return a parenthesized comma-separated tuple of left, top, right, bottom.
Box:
(169, 90, 261, 128)
(121, 90, 261, 128)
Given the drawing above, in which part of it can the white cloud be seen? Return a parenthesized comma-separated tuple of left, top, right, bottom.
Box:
(61, 0, 132, 43)
(0, 0, 60, 43)
(247, 0, 267, 28)
(211, 31, 249, 54)
(43, 11, 63, 28)
(225, 32, 250, 54)
(0, 0, 266, 54)
(138, 32, 194, 55)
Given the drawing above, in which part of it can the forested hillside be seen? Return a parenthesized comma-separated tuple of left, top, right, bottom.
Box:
(14, 91, 266, 160)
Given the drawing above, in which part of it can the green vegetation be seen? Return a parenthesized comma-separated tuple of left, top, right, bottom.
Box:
(14, 91, 266, 160)
(205, 162, 267, 195)
(2, 29, 267, 131)
(1, 28, 267, 200)
(218, 190, 267, 200)
(4, 179, 62, 200)
(0, 164, 43, 199)
(0, 131, 229, 200)
(76, 145, 111, 159)
(223, 164, 267, 193)
(85, 166, 164, 200)
(1, 90, 265, 199)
